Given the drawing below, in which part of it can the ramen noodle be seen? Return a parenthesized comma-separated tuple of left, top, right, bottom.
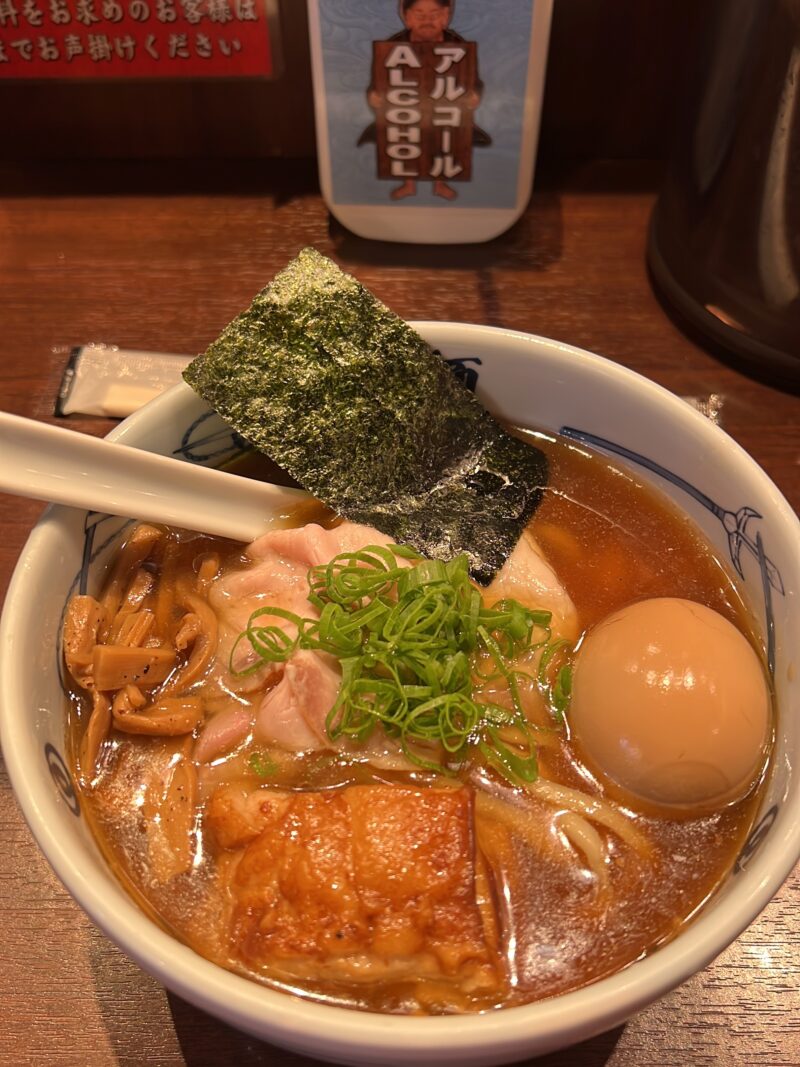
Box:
(62, 431, 772, 1014)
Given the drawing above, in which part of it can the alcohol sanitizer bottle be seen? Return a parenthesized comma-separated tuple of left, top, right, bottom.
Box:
(306, 0, 553, 244)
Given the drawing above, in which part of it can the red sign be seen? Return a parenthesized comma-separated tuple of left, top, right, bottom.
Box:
(0, 0, 277, 78)
(372, 40, 477, 184)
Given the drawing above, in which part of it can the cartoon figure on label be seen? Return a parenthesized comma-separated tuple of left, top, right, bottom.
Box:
(358, 0, 491, 201)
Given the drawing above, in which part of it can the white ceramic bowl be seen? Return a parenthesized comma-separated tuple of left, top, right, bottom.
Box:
(2, 323, 799, 1067)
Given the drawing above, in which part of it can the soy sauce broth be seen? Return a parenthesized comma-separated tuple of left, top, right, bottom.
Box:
(64, 430, 771, 1013)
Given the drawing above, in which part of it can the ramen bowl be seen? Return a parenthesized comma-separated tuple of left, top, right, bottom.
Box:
(1, 323, 798, 1066)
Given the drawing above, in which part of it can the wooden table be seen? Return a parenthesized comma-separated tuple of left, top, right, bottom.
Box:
(0, 159, 797, 1067)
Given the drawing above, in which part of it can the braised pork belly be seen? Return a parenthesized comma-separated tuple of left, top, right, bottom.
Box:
(208, 783, 502, 996)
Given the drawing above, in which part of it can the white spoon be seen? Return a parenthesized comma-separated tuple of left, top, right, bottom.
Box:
(0, 411, 310, 543)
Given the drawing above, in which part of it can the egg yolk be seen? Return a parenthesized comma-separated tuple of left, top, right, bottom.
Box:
(568, 598, 771, 812)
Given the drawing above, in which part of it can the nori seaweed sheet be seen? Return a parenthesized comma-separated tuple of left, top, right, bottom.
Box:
(183, 248, 547, 585)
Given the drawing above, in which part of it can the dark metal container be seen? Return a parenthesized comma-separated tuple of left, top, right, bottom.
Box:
(648, 0, 800, 389)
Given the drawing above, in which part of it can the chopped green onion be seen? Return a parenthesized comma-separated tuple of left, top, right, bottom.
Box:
(551, 664, 573, 720)
(249, 750, 279, 778)
(232, 544, 573, 787)
(537, 638, 573, 723)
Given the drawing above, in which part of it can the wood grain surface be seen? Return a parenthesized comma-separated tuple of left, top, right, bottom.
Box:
(0, 159, 798, 1067)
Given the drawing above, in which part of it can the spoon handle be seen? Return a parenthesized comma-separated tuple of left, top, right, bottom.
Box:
(0, 411, 309, 543)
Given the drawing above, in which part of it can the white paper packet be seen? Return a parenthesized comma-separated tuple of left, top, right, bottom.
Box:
(56, 344, 191, 418)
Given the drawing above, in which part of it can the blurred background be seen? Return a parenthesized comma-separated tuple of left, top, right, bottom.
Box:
(7, 0, 797, 389)
(1, 0, 698, 165)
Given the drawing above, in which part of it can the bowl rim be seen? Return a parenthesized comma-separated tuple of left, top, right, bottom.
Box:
(2, 322, 799, 1063)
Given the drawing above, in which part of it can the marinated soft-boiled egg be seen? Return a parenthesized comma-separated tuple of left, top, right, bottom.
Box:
(568, 597, 771, 813)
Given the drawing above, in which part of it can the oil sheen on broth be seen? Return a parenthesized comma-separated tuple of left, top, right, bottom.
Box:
(63, 431, 772, 1014)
